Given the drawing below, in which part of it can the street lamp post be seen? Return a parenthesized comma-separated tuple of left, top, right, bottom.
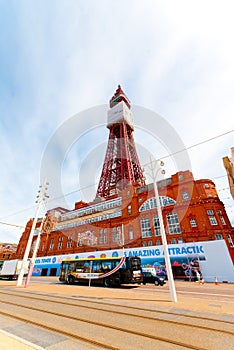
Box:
(24, 204, 48, 288)
(121, 223, 125, 256)
(147, 158, 177, 303)
(17, 180, 49, 287)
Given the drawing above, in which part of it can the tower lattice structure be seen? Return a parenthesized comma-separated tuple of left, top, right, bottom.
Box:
(96, 85, 145, 198)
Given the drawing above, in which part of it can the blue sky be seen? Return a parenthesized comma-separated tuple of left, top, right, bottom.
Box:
(0, 0, 234, 243)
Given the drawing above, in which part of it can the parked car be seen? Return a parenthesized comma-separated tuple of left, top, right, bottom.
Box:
(142, 271, 166, 286)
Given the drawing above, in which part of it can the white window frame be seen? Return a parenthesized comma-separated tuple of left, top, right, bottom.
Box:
(112, 227, 117, 242)
(209, 216, 218, 226)
(49, 238, 54, 250)
(207, 209, 214, 215)
(220, 216, 226, 225)
(103, 228, 107, 244)
(227, 234, 234, 247)
(190, 218, 197, 227)
(153, 216, 161, 236)
(141, 218, 152, 238)
(67, 235, 73, 248)
(183, 192, 190, 201)
(128, 205, 132, 214)
(99, 229, 103, 244)
(166, 212, 181, 234)
(129, 228, 133, 240)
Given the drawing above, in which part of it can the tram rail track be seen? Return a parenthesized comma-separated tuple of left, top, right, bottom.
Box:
(0, 288, 233, 349)
(1, 292, 234, 334)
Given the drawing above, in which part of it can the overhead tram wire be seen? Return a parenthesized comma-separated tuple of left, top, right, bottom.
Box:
(0, 205, 39, 220)
(0, 221, 25, 229)
(0, 183, 97, 222)
(2, 177, 230, 224)
(213, 175, 228, 180)
(48, 182, 96, 204)
(143, 129, 234, 168)
(1, 129, 233, 221)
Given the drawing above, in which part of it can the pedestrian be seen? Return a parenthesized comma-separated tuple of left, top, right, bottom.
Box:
(199, 271, 205, 284)
(196, 270, 204, 284)
(195, 270, 200, 283)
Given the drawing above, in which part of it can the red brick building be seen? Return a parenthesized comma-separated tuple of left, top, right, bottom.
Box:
(0, 243, 17, 261)
(15, 170, 234, 263)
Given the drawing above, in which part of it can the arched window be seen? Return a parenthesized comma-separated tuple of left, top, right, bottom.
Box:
(139, 196, 176, 212)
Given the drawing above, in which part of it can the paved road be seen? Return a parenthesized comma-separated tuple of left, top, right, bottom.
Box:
(0, 278, 233, 349)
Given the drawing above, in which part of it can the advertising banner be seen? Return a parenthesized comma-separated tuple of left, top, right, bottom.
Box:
(33, 240, 234, 282)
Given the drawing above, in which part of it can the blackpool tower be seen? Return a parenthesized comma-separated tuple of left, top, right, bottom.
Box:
(96, 85, 145, 198)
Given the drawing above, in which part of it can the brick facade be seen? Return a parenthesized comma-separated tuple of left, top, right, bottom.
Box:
(14, 170, 234, 263)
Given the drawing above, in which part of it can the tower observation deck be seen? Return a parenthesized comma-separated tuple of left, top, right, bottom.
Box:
(96, 85, 145, 198)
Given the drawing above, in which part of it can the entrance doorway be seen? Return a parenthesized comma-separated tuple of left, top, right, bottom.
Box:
(50, 268, 57, 276)
(41, 268, 48, 276)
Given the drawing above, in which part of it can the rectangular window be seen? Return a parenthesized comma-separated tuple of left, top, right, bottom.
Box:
(178, 237, 184, 243)
(153, 216, 161, 236)
(215, 234, 223, 240)
(227, 234, 234, 247)
(171, 238, 177, 244)
(99, 229, 103, 244)
(156, 240, 161, 245)
(209, 216, 218, 226)
(112, 227, 117, 242)
(67, 235, 73, 248)
(183, 192, 190, 200)
(116, 226, 122, 242)
(49, 238, 54, 250)
(100, 229, 107, 244)
(111, 226, 122, 243)
(141, 218, 152, 238)
(207, 209, 214, 215)
(220, 216, 226, 225)
(166, 213, 181, 234)
(58, 236, 63, 249)
(31, 241, 36, 252)
(77, 238, 82, 247)
(67, 240, 73, 248)
(129, 228, 133, 240)
(103, 228, 107, 244)
(190, 218, 197, 227)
